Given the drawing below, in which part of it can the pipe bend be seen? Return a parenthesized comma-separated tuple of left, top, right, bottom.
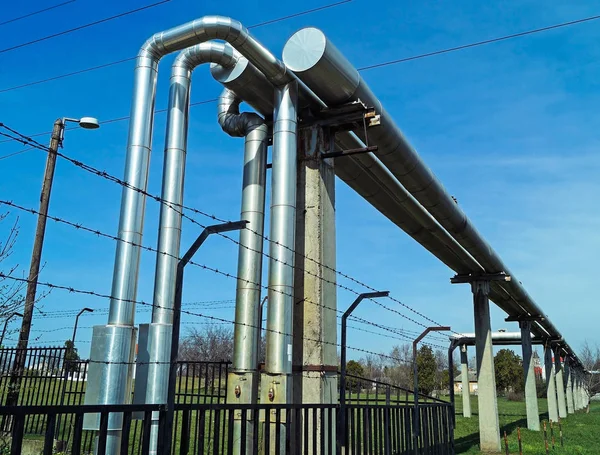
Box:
(218, 88, 265, 138)
(138, 15, 289, 84)
(173, 42, 240, 74)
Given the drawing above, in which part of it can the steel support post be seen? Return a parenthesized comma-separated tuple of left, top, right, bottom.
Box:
(338, 291, 389, 454)
(565, 360, 574, 414)
(157, 221, 247, 455)
(292, 125, 337, 455)
(472, 280, 501, 452)
(544, 345, 559, 422)
(460, 345, 472, 418)
(448, 343, 457, 425)
(412, 326, 451, 455)
(553, 348, 567, 419)
(519, 320, 540, 430)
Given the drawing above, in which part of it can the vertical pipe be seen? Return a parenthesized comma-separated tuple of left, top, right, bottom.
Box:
(544, 345, 559, 422)
(520, 321, 540, 431)
(553, 349, 567, 419)
(262, 80, 298, 453)
(265, 80, 298, 377)
(460, 345, 472, 418)
(472, 280, 501, 452)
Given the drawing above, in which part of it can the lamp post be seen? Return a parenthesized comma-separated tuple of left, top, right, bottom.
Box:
(0, 312, 23, 346)
(412, 326, 451, 454)
(72, 307, 94, 347)
(9, 117, 99, 406)
(338, 291, 389, 452)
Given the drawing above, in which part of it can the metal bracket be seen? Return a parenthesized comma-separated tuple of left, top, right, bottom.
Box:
(299, 100, 379, 131)
(299, 101, 381, 160)
(505, 314, 545, 322)
(321, 145, 378, 159)
(450, 272, 511, 284)
(292, 364, 338, 373)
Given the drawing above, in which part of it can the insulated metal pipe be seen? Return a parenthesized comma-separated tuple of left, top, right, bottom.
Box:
(141, 42, 240, 455)
(282, 28, 579, 362)
(449, 331, 546, 346)
(92, 17, 296, 453)
(265, 81, 299, 375)
(217, 87, 268, 372)
(212, 59, 484, 275)
(152, 43, 239, 327)
(109, 16, 292, 327)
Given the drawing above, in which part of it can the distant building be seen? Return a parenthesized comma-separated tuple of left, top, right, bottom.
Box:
(454, 371, 478, 394)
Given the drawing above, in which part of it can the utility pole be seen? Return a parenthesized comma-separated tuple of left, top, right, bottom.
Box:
(8, 117, 98, 406)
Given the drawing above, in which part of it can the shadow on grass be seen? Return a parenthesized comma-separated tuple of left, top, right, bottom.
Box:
(454, 411, 550, 453)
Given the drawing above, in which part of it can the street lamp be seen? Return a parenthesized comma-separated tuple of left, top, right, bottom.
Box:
(8, 117, 99, 407)
(16, 117, 100, 355)
(0, 312, 23, 346)
(72, 307, 94, 346)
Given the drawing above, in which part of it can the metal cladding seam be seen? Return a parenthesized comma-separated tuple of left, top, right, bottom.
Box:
(282, 27, 578, 363)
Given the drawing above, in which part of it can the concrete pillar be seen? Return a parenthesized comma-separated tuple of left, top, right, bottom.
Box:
(519, 321, 540, 430)
(544, 345, 559, 422)
(460, 345, 472, 418)
(472, 280, 501, 452)
(292, 125, 337, 454)
(565, 361, 574, 414)
(553, 348, 567, 419)
(573, 371, 581, 411)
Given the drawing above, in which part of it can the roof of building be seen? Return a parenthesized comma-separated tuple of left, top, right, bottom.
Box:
(455, 371, 477, 382)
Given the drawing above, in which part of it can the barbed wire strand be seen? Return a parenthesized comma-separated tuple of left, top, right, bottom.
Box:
(0, 123, 454, 334)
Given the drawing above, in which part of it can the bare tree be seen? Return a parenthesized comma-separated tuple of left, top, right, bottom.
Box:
(178, 324, 234, 362)
(0, 212, 49, 346)
(580, 340, 600, 413)
(0, 213, 25, 323)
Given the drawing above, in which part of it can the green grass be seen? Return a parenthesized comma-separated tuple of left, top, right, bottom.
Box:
(452, 396, 600, 454)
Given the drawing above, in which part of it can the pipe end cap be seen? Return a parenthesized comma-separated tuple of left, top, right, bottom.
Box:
(282, 27, 327, 72)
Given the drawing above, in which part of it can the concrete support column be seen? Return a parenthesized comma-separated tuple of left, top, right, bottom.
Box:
(544, 345, 559, 422)
(519, 321, 540, 430)
(553, 348, 567, 419)
(460, 345, 472, 418)
(472, 280, 501, 452)
(565, 361, 574, 414)
(292, 125, 337, 454)
(573, 371, 581, 411)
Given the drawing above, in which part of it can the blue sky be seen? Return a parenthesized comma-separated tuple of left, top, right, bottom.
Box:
(0, 0, 599, 361)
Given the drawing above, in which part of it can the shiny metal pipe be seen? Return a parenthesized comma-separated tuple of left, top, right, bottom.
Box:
(153, 43, 239, 327)
(449, 331, 545, 346)
(96, 17, 293, 453)
(265, 81, 298, 375)
(217, 88, 268, 372)
(141, 42, 239, 455)
(109, 16, 289, 327)
(213, 58, 483, 275)
(282, 28, 578, 361)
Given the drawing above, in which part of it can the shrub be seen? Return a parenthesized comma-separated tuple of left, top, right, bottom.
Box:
(507, 391, 524, 402)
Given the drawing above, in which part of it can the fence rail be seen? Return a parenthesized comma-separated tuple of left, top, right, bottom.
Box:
(0, 401, 454, 455)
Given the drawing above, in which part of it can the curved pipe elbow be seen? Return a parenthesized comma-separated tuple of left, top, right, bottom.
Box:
(218, 88, 265, 138)
(138, 15, 289, 84)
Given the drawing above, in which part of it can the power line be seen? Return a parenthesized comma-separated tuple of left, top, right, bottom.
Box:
(0, 0, 77, 27)
(0, 0, 351, 94)
(0, 147, 34, 161)
(0, 197, 426, 339)
(357, 13, 600, 71)
(0, 0, 171, 55)
(0, 272, 416, 366)
(0, 122, 453, 332)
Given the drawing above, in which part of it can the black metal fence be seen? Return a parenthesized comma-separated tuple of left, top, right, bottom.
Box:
(1, 401, 454, 455)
